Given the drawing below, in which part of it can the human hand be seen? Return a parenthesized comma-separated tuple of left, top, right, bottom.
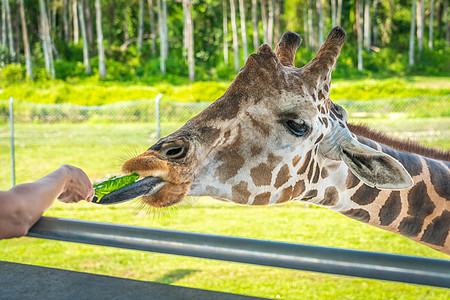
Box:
(57, 165, 95, 203)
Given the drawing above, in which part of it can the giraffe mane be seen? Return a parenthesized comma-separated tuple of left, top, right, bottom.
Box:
(347, 123, 450, 162)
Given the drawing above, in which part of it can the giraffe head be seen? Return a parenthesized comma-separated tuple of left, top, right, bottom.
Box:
(122, 27, 413, 208)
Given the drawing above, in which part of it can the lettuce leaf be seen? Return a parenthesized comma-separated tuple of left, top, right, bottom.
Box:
(93, 172, 140, 200)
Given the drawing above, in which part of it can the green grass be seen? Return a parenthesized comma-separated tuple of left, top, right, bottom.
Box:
(1, 76, 449, 105)
(1, 199, 449, 299)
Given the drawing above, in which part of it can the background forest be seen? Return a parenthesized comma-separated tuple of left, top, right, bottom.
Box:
(0, 0, 449, 87)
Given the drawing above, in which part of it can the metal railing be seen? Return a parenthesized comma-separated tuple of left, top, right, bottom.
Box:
(27, 217, 450, 289)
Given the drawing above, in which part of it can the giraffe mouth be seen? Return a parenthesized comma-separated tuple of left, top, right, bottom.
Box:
(94, 176, 167, 205)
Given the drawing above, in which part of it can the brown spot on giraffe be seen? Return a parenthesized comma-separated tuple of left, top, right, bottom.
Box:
(426, 159, 450, 200)
(398, 181, 435, 237)
(231, 181, 251, 204)
(378, 191, 402, 226)
(274, 165, 291, 189)
(214, 126, 245, 183)
(253, 192, 272, 205)
(421, 211, 450, 246)
(277, 186, 294, 203)
(341, 209, 370, 223)
(251, 153, 282, 187)
(247, 113, 270, 137)
(298, 150, 312, 175)
(351, 184, 380, 205)
(292, 180, 306, 199)
(321, 167, 329, 179)
(302, 189, 318, 201)
(319, 186, 339, 206)
(292, 155, 302, 168)
(346, 169, 360, 189)
(251, 145, 263, 156)
(312, 163, 321, 184)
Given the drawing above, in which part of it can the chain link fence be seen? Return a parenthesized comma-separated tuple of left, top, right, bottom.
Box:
(0, 95, 448, 190)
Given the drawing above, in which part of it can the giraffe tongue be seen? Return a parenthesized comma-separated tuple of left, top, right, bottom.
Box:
(93, 177, 165, 205)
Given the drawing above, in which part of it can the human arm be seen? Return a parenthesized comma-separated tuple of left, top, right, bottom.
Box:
(0, 165, 94, 239)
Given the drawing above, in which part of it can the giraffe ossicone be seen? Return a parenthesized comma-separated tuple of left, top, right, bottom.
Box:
(122, 27, 450, 255)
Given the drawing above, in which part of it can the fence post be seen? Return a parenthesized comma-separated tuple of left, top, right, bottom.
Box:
(155, 94, 162, 139)
(9, 97, 15, 187)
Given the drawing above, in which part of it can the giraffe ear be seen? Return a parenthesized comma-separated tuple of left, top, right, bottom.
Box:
(339, 140, 414, 190)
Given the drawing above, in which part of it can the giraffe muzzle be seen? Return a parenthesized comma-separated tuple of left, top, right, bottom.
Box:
(93, 177, 166, 205)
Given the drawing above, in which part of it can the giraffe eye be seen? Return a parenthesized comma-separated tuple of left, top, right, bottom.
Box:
(285, 120, 309, 137)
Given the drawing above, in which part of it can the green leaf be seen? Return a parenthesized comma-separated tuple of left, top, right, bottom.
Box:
(93, 172, 140, 200)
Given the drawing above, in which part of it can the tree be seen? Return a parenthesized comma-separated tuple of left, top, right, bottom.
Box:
(409, 0, 416, 66)
(308, 0, 314, 50)
(356, 0, 363, 71)
(274, 0, 281, 43)
(78, 0, 91, 74)
(238, 0, 248, 59)
(230, 0, 239, 71)
(184, 0, 194, 80)
(252, 0, 258, 51)
(95, 0, 106, 78)
(303, 0, 308, 49)
(18, 0, 33, 78)
(223, 0, 228, 64)
(316, 0, 323, 46)
(336, 0, 342, 26)
(73, 0, 79, 44)
(5, 0, 14, 59)
(364, 0, 371, 51)
(331, 0, 336, 27)
(268, 0, 274, 46)
(138, 0, 144, 51)
(261, 0, 268, 43)
(429, 0, 434, 49)
(1, 0, 5, 52)
(84, 0, 94, 45)
(39, 0, 55, 78)
(147, 0, 156, 55)
(157, 0, 166, 73)
(372, 0, 379, 46)
(417, 0, 424, 55)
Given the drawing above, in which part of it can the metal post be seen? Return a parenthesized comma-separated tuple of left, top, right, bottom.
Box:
(27, 217, 450, 289)
(155, 94, 162, 139)
(9, 97, 15, 187)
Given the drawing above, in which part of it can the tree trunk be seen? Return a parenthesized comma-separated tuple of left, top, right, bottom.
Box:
(163, 0, 168, 59)
(417, 0, 424, 55)
(238, 0, 248, 59)
(123, 9, 129, 45)
(18, 0, 33, 78)
(95, 0, 106, 78)
(356, 0, 363, 71)
(230, 0, 239, 71)
(63, 0, 70, 41)
(364, 0, 371, 51)
(157, 0, 165, 73)
(261, 0, 268, 43)
(268, 0, 274, 46)
(409, 0, 416, 66)
(138, 0, 144, 51)
(185, 0, 194, 80)
(372, 0, 378, 46)
(336, 0, 342, 26)
(445, 0, 449, 44)
(78, 0, 91, 74)
(331, 0, 336, 27)
(303, 0, 308, 49)
(1, 0, 6, 50)
(73, 0, 79, 44)
(223, 0, 228, 64)
(39, 0, 55, 78)
(317, 0, 323, 45)
(252, 0, 258, 51)
(307, 0, 314, 50)
(84, 0, 94, 45)
(147, 0, 156, 55)
(5, 0, 15, 59)
(428, 0, 434, 49)
(274, 0, 280, 43)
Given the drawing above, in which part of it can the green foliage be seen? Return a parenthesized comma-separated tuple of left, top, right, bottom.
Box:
(93, 172, 140, 200)
(0, 64, 25, 84)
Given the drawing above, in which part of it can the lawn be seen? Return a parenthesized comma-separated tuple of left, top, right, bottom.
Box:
(0, 77, 449, 299)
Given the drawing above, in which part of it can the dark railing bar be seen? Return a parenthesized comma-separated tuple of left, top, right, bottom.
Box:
(26, 217, 450, 289)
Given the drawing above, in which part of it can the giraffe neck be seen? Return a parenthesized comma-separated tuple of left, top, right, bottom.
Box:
(317, 134, 450, 254)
